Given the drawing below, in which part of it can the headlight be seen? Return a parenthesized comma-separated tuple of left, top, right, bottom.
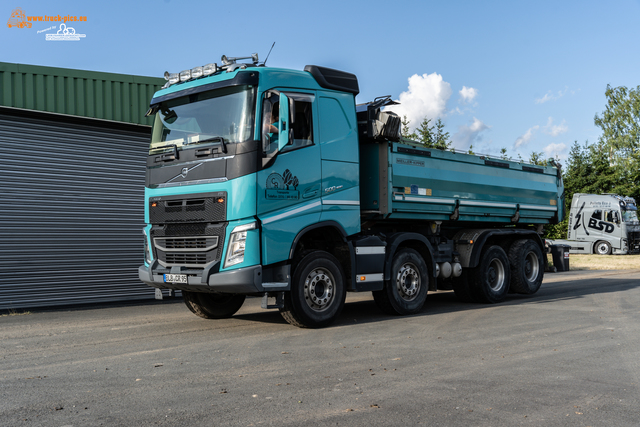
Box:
(224, 222, 256, 268)
(143, 228, 152, 265)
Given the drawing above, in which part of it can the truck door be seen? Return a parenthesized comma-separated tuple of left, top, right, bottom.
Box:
(257, 91, 321, 265)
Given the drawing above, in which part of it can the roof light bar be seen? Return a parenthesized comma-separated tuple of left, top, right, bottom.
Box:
(161, 53, 259, 89)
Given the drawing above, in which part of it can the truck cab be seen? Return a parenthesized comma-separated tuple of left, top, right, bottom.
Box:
(558, 193, 640, 254)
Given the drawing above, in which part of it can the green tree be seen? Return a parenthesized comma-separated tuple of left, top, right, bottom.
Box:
(500, 147, 509, 160)
(593, 84, 640, 200)
(417, 117, 435, 147)
(433, 118, 452, 150)
(401, 115, 418, 141)
(401, 115, 452, 150)
(594, 84, 640, 169)
(528, 151, 547, 166)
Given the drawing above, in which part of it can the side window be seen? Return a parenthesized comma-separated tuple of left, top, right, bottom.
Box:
(261, 93, 279, 155)
(591, 210, 602, 220)
(282, 93, 315, 152)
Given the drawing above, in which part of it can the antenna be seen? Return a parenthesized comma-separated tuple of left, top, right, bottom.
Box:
(263, 42, 275, 66)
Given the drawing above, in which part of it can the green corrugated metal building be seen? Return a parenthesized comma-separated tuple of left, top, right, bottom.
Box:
(0, 62, 168, 311)
(0, 62, 163, 125)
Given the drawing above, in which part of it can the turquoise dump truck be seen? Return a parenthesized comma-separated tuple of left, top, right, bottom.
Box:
(138, 55, 565, 327)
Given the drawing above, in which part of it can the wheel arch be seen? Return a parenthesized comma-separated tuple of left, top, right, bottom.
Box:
(384, 233, 437, 289)
(288, 220, 352, 279)
(456, 229, 545, 269)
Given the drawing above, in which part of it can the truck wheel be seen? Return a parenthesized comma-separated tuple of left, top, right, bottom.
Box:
(508, 239, 544, 295)
(471, 245, 510, 303)
(595, 240, 612, 255)
(280, 251, 346, 328)
(373, 248, 428, 315)
(183, 291, 246, 319)
(452, 270, 477, 303)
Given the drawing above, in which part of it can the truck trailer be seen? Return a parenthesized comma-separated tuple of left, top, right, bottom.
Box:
(548, 193, 640, 255)
(138, 55, 565, 327)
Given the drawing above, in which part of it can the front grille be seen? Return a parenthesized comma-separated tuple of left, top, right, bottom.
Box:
(150, 222, 227, 268)
(155, 236, 218, 251)
(165, 253, 209, 265)
(149, 192, 226, 224)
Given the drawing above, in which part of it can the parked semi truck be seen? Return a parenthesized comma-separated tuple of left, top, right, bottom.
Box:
(138, 55, 565, 327)
(548, 193, 640, 255)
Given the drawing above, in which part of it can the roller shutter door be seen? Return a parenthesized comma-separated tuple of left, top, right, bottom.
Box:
(0, 108, 158, 310)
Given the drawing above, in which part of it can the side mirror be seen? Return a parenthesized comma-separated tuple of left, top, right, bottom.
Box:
(278, 93, 290, 151)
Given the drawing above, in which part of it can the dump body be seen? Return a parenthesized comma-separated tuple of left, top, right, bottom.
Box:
(359, 140, 563, 224)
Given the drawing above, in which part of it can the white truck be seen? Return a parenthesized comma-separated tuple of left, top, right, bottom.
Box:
(549, 193, 640, 255)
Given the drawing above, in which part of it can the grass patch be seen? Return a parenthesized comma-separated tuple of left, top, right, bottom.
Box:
(0, 309, 32, 317)
(561, 254, 640, 271)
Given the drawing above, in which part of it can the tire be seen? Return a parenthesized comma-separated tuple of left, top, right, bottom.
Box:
(183, 291, 246, 319)
(594, 240, 612, 255)
(280, 251, 346, 328)
(452, 270, 477, 303)
(471, 245, 510, 304)
(508, 239, 544, 295)
(373, 248, 428, 315)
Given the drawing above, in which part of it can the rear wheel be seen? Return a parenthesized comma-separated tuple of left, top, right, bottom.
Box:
(183, 291, 246, 319)
(509, 239, 544, 294)
(373, 248, 428, 315)
(595, 240, 612, 255)
(471, 245, 510, 304)
(280, 251, 346, 328)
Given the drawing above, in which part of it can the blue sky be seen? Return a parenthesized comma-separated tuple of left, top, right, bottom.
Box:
(4, 0, 640, 163)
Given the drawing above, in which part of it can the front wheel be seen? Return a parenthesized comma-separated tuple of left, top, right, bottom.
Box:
(183, 291, 246, 319)
(280, 251, 346, 328)
(595, 240, 612, 255)
(373, 248, 428, 315)
(471, 245, 510, 304)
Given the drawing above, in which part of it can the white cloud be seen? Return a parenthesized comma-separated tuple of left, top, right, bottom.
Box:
(514, 125, 539, 148)
(459, 86, 478, 104)
(385, 73, 452, 131)
(452, 117, 490, 149)
(543, 117, 568, 136)
(535, 88, 568, 104)
(544, 142, 568, 159)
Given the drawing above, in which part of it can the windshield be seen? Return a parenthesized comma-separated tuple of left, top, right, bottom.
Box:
(149, 85, 255, 155)
(622, 207, 639, 223)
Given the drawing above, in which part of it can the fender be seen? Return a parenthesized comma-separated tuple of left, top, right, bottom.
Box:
(384, 232, 437, 281)
(288, 220, 349, 260)
(455, 229, 543, 269)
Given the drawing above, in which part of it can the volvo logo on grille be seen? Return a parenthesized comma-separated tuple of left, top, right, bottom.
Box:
(166, 163, 204, 183)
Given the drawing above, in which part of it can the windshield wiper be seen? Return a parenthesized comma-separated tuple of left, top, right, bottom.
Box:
(154, 144, 178, 162)
(195, 136, 227, 153)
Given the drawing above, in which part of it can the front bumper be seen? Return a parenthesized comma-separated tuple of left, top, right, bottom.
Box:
(139, 263, 263, 294)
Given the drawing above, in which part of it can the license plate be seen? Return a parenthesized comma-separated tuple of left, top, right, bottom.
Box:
(164, 274, 188, 284)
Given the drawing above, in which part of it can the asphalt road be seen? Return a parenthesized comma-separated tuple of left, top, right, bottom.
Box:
(1, 269, 639, 426)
